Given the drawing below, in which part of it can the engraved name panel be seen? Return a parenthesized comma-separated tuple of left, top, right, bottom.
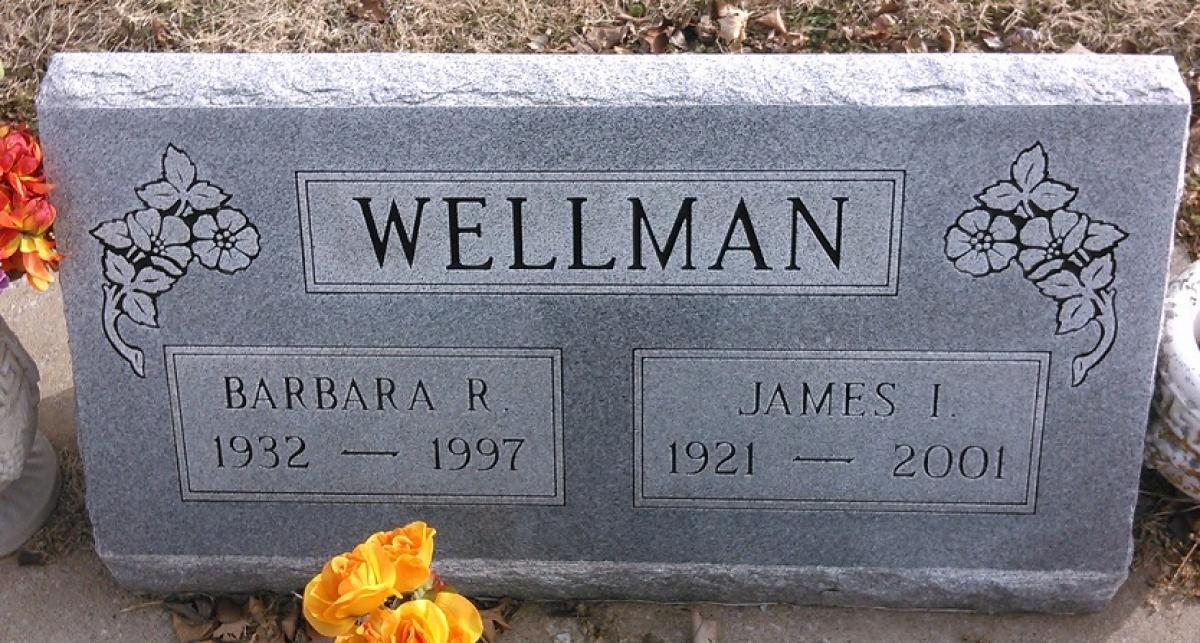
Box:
(166, 346, 564, 504)
(297, 171, 904, 295)
(634, 350, 1049, 514)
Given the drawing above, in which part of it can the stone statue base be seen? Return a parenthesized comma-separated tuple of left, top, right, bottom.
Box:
(0, 431, 60, 556)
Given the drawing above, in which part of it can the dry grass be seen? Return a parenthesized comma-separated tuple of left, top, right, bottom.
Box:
(1135, 468, 1200, 601)
(16, 446, 90, 563)
(1, 1, 1198, 123)
(3, 1, 1198, 251)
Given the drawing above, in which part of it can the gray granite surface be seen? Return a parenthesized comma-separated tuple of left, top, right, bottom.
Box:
(36, 53, 1191, 612)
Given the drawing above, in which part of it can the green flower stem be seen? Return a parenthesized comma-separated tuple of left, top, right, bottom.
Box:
(101, 283, 144, 377)
(1072, 288, 1116, 386)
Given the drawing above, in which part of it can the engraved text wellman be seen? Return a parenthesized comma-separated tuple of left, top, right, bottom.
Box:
(352, 195, 849, 272)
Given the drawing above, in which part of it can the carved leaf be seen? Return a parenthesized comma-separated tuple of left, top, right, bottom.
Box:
(162, 144, 196, 190)
(1010, 143, 1048, 190)
(121, 291, 159, 327)
(1057, 296, 1097, 334)
(1035, 270, 1084, 300)
(1083, 221, 1127, 253)
(1030, 179, 1077, 212)
(975, 180, 1022, 212)
(102, 250, 136, 286)
(91, 219, 133, 249)
(131, 267, 175, 295)
(1080, 254, 1115, 290)
(186, 181, 229, 211)
(135, 180, 180, 211)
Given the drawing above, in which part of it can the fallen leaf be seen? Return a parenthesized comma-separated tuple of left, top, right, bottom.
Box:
(1066, 42, 1094, 54)
(213, 619, 247, 641)
(753, 9, 806, 47)
(528, 31, 551, 51)
(642, 26, 670, 53)
(171, 613, 216, 643)
(280, 601, 299, 641)
(669, 28, 689, 49)
(479, 598, 516, 642)
(981, 32, 1005, 51)
(1004, 27, 1040, 53)
(348, 0, 387, 23)
(696, 15, 719, 44)
(755, 8, 789, 34)
(870, 13, 898, 33)
(164, 596, 214, 623)
(875, 0, 903, 14)
(712, 0, 749, 50)
(904, 33, 927, 53)
(583, 24, 628, 51)
(248, 597, 268, 622)
(936, 26, 956, 52)
(150, 18, 171, 46)
(214, 597, 243, 624)
(691, 609, 718, 643)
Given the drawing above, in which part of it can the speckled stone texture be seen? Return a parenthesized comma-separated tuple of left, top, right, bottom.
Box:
(37, 53, 1190, 612)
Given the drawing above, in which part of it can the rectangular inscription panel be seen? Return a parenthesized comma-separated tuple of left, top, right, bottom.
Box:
(166, 346, 564, 505)
(297, 171, 904, 295)
(634, 350, 1048, 514)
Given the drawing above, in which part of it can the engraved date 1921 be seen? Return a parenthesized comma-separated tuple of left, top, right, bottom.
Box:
(669, 441, 755, 476)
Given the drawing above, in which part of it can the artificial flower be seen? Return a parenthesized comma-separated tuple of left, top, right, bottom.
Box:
(433, 592, 483, 643)
(366, 521, 437, 594)
(0, 125, 50, 198)
(303, 540, 400, 637)
(338, 600, 451, 643)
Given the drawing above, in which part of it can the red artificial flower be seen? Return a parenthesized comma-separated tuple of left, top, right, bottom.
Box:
(0, 190, 60, 291)
(0, 125, 51, 198)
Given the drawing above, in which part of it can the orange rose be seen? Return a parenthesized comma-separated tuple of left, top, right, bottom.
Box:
(366, 521, 437, 593)
(303, 540, 399, 637)
(433, 592, 483, 643)
(338, 600, 450, 643)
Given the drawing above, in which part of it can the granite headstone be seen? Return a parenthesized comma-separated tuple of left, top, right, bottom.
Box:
(37, 53, 1191, 612)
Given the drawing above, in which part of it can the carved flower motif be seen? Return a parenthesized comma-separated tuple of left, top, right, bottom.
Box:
(1016, 209, 1088, 279)
(944, 142, 1129, 386)
(943, 208, 1018, 276)
(974, 143, 1077, 218)
(135, 145, 229, 213)
(191, 208, 260, 274)
(93, 144, 261, 378)
(126, 209, 193, 276)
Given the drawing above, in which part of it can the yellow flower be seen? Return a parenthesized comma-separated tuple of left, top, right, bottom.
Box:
(366, 521, 437, 593)
(337, 600, 450, 643)
(303, 541, 399, 637)
(434, 592, 484, 643)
